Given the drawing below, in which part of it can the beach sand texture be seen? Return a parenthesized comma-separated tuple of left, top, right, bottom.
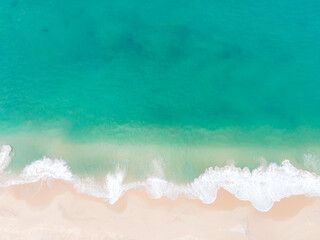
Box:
(1, 180, 320, 240)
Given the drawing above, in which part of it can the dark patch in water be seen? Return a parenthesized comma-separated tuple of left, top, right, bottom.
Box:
(63, 19, 69, 27)
(102, 55, 113, 63)
(219, 44, 243, 59)
(165, 25, 191, 62)
(113, 32, 146, 57)
(11, 0, 17, 8)
(86, 29, 94, 37)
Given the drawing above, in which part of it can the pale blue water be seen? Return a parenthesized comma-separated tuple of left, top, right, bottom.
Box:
(0, 0, 320, 181)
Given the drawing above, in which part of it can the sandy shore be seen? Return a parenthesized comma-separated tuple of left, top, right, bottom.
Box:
(0, 180, 320, 240)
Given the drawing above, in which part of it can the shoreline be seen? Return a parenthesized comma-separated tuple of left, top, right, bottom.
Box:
(1, 180, 320, 240)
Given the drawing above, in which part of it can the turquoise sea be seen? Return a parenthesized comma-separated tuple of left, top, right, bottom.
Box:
(1, 0, 320, 182)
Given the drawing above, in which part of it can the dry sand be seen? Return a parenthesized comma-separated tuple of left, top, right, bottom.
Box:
(0, 180, 320, 240)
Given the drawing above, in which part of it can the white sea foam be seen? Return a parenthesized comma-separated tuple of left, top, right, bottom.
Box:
(1, 144, 320, 212)
(0, 145, 12, 173)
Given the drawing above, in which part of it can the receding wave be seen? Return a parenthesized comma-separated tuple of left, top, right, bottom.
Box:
(1, 144, 320, 212)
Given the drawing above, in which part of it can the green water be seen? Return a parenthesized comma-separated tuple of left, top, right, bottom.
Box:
(1, 0, 320, 181)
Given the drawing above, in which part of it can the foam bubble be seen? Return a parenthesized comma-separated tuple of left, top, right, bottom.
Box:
(1, 145, 320, 212)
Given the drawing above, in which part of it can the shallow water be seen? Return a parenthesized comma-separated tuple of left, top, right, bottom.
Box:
(1, 0, 320, 180)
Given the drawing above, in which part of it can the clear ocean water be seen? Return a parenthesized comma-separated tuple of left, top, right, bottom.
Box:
(1, 0, 320, 182)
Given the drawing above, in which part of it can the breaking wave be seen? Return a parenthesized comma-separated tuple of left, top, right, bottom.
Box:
(1, 144, 320, 212)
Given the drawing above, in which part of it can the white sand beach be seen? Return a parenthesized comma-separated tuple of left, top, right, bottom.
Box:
(1, 180, 320, 240)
